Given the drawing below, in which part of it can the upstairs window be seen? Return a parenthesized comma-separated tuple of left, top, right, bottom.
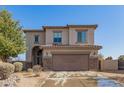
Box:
(77, 31, 86, 43)
(53, 32, 62, 44)
(34, 35, 39, 44)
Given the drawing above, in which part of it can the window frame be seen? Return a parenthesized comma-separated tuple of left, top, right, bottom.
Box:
(34, 35, 39, 44)
(77, 31, 87, 43)
(53, 31, 62, 44)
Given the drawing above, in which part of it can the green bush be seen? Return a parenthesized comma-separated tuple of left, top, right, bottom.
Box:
(32, 65, 42, 76)
(0, 63, 15, 80)
(118, 55, 124, 62)
(13, 62, 23, 72)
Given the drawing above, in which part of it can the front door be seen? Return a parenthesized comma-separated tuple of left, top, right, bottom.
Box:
(32, 46, 43, 66)
(36, 50, 43, 66)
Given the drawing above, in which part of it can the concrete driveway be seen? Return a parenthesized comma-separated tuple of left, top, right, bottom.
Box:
(16, 71, 124, 87)
(37, 71, 99, 87)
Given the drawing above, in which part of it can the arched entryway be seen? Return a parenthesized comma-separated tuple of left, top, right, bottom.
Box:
(32, 46, 43, 66)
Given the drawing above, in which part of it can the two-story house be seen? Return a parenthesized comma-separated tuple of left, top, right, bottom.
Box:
(24, 24, 102, 71)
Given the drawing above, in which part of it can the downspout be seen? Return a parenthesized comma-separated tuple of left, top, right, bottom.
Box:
(67, 25, 70, 45)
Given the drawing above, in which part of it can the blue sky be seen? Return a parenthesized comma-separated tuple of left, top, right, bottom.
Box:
(0, 5, 124, 59)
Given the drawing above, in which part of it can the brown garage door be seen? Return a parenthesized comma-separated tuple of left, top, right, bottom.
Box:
(52, 54, 89, 71)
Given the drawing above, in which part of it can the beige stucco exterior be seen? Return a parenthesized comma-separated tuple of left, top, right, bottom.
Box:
(45, 28, 69, 45)
(45, 26, 95, 45)
(24, 25, 102, 71)
(68, 27, 95, 45)
(25, 30, 45, 62)
(101, 60, 118, 71)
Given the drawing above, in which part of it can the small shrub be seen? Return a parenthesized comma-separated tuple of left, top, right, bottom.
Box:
(32, 65, 42, 76)
(0, 63, 15, 80)
(32, 65, 42, 72)
(27, 68, 33, 73)
(13, 62, 23, 72)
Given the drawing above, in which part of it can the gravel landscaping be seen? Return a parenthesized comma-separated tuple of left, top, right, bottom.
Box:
(0, 74, 20, 87)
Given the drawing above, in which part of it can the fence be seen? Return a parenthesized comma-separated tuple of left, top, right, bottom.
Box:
(100, 60, 118, 71)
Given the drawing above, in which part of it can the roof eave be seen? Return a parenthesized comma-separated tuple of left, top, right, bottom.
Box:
(43, 24, 98, 30)
(40, 45, 102, 50)
(23, 29, 44, 33)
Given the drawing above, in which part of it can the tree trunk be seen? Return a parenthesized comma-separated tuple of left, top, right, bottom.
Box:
(0, 56, 8, 62)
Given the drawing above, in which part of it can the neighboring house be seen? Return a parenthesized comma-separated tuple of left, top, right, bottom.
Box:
(24, 24, 102, 71)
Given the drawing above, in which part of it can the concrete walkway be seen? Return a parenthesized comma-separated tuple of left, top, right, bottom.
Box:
(16, 72, 49, 87)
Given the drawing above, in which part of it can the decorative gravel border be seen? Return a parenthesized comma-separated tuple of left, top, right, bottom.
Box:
(0, 74, 20, 87)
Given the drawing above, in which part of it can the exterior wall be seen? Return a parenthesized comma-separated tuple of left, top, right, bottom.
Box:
(68, 28, 77, 45)
(89, 58, 99, 70)
(45, 28, 69, 45)
(69, 28, 94, 45)
(88, 30, 94, 45)
(45, 27, 95, 45)
(24, 26, 97, 66)
(25, 31, 45, 62)
(101, 60, 118, 71)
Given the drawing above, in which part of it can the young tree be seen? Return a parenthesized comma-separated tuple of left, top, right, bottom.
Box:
(0, 10, 26, 62)
(118, 55, 124, 62)
(105, 56, 113, 60)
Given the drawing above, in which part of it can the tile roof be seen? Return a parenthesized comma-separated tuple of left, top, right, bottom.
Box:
(40, 45, 102, 50)
(23, 24, 98, 32)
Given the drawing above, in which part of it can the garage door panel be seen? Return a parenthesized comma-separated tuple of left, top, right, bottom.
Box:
(52, 54, 89, 71)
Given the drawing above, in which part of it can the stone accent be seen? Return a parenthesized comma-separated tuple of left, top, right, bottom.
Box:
(43, 57, 52, 70)
(89, 58, 99, 71)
